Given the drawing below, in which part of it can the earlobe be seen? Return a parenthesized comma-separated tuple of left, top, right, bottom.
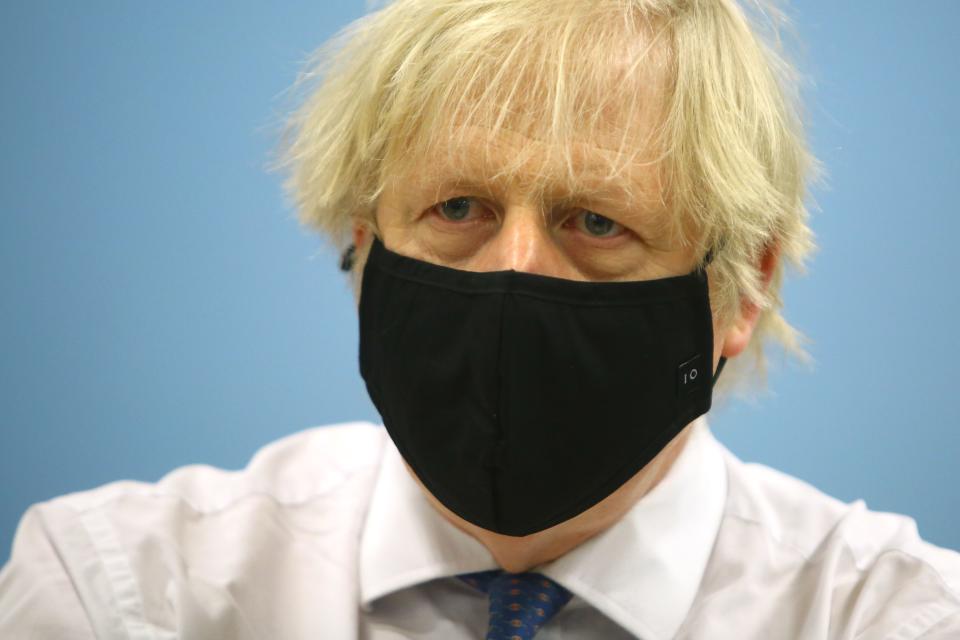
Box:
(340, 222, 373, 273)
(353, 221, 371, 251)
(718, 243, 780, 359)
(720, 301, 762, 359)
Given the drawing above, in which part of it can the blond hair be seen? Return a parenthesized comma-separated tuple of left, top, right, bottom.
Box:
(271, 0, 820, 389)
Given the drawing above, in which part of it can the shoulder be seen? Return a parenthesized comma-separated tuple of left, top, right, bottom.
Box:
(156, 419, 386, 511)
(725, 450, 960, 592)
(52, 420, 387, 514)
(683, 438, 960, 639)
(0, 421, 387, 638)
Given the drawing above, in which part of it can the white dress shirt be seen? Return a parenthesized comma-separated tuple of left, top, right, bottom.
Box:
(1, 419, 958, 639)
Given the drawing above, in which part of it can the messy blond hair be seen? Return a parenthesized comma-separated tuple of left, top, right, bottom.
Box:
(272, 0, 820, 389)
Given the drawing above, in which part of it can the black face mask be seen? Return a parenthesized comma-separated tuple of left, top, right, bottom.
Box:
(357, 237, 724, 537)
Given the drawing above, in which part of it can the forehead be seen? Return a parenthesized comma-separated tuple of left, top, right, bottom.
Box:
(389, 121, 668, 216)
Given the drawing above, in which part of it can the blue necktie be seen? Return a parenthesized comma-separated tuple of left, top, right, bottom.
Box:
(458, 569, 573, 639)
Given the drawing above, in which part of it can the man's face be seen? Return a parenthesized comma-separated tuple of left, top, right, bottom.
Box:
(353, 117, 767, 567)
(341, 13, 772, 565)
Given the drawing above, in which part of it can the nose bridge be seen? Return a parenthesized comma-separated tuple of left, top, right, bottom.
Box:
(495, 203, 554, 274)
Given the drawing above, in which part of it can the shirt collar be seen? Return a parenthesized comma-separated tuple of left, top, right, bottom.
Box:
(359, 418, 728, 640)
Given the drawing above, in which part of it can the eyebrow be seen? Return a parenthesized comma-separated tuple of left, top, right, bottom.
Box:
(407, 168, 665, 223)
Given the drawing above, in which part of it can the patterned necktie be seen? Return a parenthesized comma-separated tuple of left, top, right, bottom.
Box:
(458, 569, 574, 639)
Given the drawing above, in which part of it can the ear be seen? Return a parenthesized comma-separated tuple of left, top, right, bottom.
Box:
(718, 243, 780, 359)
(352, 221, 371, 251)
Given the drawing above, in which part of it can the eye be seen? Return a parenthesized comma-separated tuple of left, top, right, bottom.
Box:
(433, 196, 485, 222)
(570, 211, 624, 238)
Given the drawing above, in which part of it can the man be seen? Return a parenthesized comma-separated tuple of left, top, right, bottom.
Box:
(1, 0, 958, 638)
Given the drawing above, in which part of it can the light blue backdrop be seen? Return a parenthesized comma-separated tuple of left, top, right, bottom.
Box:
(1, 2, 958, 564)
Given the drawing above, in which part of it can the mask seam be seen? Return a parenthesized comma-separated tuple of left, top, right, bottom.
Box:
(491, 288, 508, 531)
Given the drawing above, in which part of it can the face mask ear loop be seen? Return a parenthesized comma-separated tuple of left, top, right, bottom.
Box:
(339, 244, 357, 271)
(712, 356, 727, 386)
(700, 242, 726, 387)
(700, 241, 724, 271)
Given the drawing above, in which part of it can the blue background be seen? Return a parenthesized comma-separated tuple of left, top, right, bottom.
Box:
(1, 1, 958, 564)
